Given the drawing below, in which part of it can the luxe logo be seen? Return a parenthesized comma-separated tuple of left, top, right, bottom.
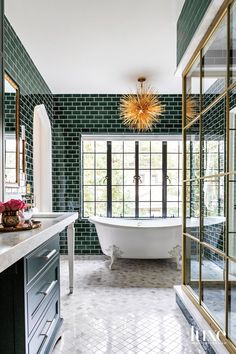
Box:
(191, 326, 222, 343)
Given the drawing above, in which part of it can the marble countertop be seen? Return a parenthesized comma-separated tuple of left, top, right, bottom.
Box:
(0, 212, 78, 273)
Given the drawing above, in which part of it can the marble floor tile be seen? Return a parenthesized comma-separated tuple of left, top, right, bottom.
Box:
(53, 256, 205, 354)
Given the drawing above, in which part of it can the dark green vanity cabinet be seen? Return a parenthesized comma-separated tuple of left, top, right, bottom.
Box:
(0, 234, 62, 354)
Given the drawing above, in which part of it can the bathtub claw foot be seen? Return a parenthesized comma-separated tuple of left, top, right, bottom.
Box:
(169, 245, 182, 271)
(106, 245, 123, 270)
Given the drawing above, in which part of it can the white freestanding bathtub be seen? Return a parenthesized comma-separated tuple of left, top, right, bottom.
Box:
(89, 216, 182, 269)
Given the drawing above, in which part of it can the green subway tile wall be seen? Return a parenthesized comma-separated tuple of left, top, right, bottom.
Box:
(53, 94, 182, 254)
(4, 17, 53, 187)
(177, 0, 212, 65)
(5, 17, 183, 255)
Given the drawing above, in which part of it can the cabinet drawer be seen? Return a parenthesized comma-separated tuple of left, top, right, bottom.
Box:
(26, 235, 59, 284)
(28, 292, 59, 354)
(27, 257, 59, 335)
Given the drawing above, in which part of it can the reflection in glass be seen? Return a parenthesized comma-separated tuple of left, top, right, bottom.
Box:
(229, 88, 236, 172)
(185, 237, 199, 297)
(203, 177, 225, 252)
(202, 247, 225, 329)
(228, 174, 236, 259)
(186, 119, 200, 180)
(230, 1, 236, 84)
(185, 180, 200, 238)
(228, 259, 236, 344)
(202, 16, 227, 109)
(186, 56, 200, 125)
(202, 98, 225, 177)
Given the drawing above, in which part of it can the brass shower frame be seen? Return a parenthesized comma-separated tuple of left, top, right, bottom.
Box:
(182, 1, 236, 353)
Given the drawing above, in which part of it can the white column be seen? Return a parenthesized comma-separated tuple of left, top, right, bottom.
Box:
(67, 222, 75, 293)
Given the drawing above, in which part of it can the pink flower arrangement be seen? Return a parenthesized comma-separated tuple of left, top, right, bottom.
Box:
(0, 199, 26, 213)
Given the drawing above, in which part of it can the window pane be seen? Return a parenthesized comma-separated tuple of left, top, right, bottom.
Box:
(124, 202, 135, 217)
(84, 202, 95, 217)
(151, 202, 162, 217)
(139, 170, 150, 185)
(139, 186, 151, 202)
(124, 154, 135, 169)
(139, 154, 150, 169)
(202, 15, 227, 110)
(112, 154, 123, 169)
(124, 141, 135, 152)
(5, 169, 16, 183)
(112, 186, 123, 201)
(112, 141, 123, 153)
(96, 170, 107, 185)
(167, 186, 179, 201)
(124, 186, 135, 201)
(151, 141, 162, 152)
(167, 155, 179, 169)
(151, 186, 162, 201)
(84, 154, 94, 169)
(167, 141, 179, 153)
(151, 170, 162, 185)
(96, 186, 107, 201)
(84, 186, 95, 201)
(83, 141, 94, 153)
(139, 202, 150, 217)
(96, 154, 107, 169)
(96, 202, 107, 216)
(96, 141, 107, 152)
(167, 170, 179, 185)
(167, 202, 179, 217)
(185, 237, 199, 298)
(112, 170, 123, 185)
(151, 154, 162, 169)
(186, 56, 200, 125)
(202, 247, 225, 329)
(84, 170, 94, 185)
(139, 141, 150, 152)
(124, 170, 135, 185)
(202, 97, 225, 177)
(112, 202, 123, 217)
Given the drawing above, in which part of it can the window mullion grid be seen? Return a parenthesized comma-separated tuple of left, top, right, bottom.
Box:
(162, 141, 167, 218)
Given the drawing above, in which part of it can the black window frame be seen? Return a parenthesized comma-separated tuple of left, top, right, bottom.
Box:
(81, 136, 182, 218)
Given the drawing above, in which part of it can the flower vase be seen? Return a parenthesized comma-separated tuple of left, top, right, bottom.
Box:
(2, 210, 20, 227)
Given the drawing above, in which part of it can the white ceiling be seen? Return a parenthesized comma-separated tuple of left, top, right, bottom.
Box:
(5, 0, 184, 94)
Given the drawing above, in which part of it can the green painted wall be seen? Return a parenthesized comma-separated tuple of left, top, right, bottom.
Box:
(177, 0, 212, 65)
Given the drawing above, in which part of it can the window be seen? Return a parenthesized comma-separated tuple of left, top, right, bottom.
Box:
(82, 136, 182, 218)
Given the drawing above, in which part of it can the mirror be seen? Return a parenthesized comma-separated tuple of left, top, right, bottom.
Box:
(4, 73, 20, 199)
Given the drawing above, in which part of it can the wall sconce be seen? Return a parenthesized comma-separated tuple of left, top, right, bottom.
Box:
(21, 125, 26, 174)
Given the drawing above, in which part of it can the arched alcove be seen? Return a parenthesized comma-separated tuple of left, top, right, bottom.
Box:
(33, 104, 52, 212)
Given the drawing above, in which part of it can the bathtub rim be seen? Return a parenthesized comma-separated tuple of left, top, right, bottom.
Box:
(88, 216, 182, 229)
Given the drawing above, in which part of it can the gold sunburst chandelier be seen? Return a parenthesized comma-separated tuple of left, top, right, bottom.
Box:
(186, 96, 198, 124)
(120, 77, 165, 131)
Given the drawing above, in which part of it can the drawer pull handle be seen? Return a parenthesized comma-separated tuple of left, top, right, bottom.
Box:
(42, 249, 57, 260)
(40, 318, 56, 337)
(40, 280, 57, 296)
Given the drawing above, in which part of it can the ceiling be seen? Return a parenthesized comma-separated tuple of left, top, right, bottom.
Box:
(5, 0, 184, 94)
